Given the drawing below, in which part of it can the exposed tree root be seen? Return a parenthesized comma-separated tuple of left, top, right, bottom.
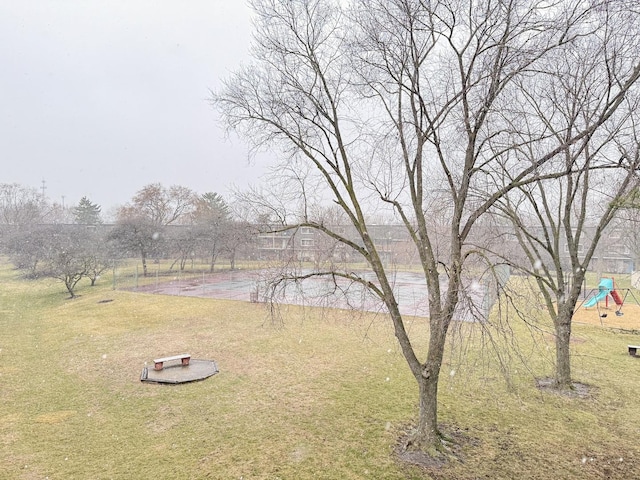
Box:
(395, 424, 473, 470)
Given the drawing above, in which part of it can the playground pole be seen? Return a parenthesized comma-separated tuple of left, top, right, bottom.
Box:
(607, 278, 615, 308)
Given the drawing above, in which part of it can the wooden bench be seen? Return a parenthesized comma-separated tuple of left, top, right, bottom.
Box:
(628, 345, 640, 357)
(154, 354, 191, 371)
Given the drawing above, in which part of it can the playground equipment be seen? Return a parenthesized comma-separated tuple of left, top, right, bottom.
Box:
(580, 277, 640, 324)
(583, 278, 623, 309)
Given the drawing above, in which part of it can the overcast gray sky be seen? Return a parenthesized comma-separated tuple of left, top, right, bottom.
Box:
(1, 0, 269, 211)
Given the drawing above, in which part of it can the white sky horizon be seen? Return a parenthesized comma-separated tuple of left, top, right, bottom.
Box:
(1, 0, 272, 212)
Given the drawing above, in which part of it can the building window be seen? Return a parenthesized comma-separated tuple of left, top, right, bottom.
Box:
(564, 243, 584, 253)
(610, 244, 631, 255)
(300, 227, 313, 235)
(301, 238, 314, 247)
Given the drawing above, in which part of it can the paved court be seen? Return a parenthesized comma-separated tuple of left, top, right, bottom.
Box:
(133, 269, 490, 320)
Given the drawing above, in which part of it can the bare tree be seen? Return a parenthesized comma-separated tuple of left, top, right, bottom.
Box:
(83, 227, 111, 286)
(5, 224, 108, 297)
(487, 2, 640, 389)
(43, 202, 74, 224)
(110, 184, 196, 276)
(42, 228, 89, 298)
(493, 139, 640, 388)
(4, 224, 55, 277)
(193, 192, 231, 272)
(222, 220, 254, 270)
(0, 183, 46, 225)
(109, 206, 161, 277)
(131, 183, 196, 226)
(615, 188, 640, 272)
(213, 0, 640, 454)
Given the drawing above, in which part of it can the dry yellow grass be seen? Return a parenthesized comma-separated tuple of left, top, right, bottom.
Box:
(1, 262, 640, 479)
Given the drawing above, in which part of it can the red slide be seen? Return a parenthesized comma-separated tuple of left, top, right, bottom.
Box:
(610, 289, 624, 305)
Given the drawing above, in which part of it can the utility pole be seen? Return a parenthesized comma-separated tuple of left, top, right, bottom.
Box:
(41, 179, 47, 199)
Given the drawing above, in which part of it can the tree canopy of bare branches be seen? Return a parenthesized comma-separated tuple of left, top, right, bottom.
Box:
(0, 183, 46, 226)
(111, 183, 197, 276)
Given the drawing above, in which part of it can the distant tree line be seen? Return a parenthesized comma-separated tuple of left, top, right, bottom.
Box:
(0, 182, 252, 297)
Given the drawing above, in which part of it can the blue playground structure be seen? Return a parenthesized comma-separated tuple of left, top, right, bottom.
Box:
(583, 277, 624, 308)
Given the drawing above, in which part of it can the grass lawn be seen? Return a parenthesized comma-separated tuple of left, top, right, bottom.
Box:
(1, 262, 640, 479)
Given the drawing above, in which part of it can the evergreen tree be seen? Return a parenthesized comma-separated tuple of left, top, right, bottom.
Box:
(72, 197, 102, 225)
(195, 192, 230, 224)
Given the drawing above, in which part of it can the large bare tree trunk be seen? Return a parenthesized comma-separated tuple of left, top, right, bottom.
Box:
(415, 374, 441, 448)
(412, 327, 448, 451)
(554, 309, 573, 388)
(553, 282, 586, 388)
